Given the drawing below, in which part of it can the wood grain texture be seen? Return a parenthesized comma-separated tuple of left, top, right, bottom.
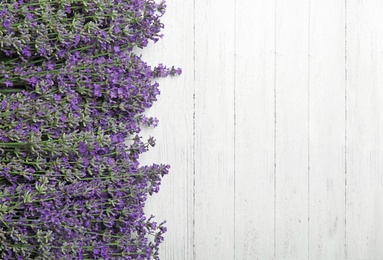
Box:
(139, 1, 383, 259)
(346, 1, 383, 259)
(139, 1, 194, 259)
(308, 1, 346, 259)
(275, 0, 309, 258)
(194, 0, 235, 259)
(234, 0, 275, 259)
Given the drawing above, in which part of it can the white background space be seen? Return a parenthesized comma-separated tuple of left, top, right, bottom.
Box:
(139, 0, 383, 259)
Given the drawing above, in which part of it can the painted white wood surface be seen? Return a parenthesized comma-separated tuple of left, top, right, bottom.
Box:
(142, 0, 383, 259)
(275, 1, 309, 258)
(139, 1, 194, 259)
(193, 0, 235, 258)
(308, 1, 346, 259)
(346, 0, 383, 259)
(235, 1, 275, 259)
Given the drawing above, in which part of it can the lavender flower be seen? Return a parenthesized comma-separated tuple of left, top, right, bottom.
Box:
(0, 0, 181, 258)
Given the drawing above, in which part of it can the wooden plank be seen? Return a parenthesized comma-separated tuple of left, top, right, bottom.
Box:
(234, 0, 275, 259)
(275, 0, 309, 258)
(194, 0, 235, 258)
(346, 0, 383, 258)
(139, 1, 194, 259)
(308, 1, 346, 259)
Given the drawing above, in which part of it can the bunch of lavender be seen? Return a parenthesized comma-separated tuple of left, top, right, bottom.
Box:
(0, 0, 181, 259)
(0, 0, 165, 61)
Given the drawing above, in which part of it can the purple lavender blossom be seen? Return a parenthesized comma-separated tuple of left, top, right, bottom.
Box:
(4, 80, 13, 87)
(0, 0, 179, 258)
(1, 99, 7, 110)
(3, 20, 11, 28)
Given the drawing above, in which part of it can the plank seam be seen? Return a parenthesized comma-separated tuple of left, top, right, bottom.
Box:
(192, 0, 196, 259)
(344, 0, 348, 259)
(307, 0, 311, 259)
(273, 0, 277, 258)
(233, 0, 237, 258)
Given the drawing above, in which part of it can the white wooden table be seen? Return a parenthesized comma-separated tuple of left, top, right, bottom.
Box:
(141, 1, 383, 259)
